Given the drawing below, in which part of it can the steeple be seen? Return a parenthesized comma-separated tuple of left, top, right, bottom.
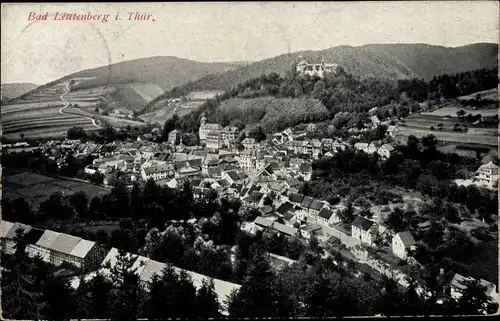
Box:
(200, 113, 207, 126)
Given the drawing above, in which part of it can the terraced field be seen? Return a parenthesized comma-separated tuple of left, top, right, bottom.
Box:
(398, 108, 498, 147)
(1, 79, 100, 141)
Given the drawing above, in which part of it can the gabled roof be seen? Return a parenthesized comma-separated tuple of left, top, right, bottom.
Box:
(5, 222, 32, 239)
(352, 216, 375, 231)
(1, 220, 14, 238)
(36, 230, 61, 248)
(300, 196, 314, 208)
(309, 199, 325, 211)
(254, 216, 274, 228)
(479, 161, 499, 170)
(396, 231, 416, 246)
(302, 224, 322, 232)
(289, 193, 304, 204)
(71, 239, 96, 258)
(380, 143, 395, 152)
(277, 202, 294, 215)
(318, 208, 333, 219)
(48, 233, 82, 255)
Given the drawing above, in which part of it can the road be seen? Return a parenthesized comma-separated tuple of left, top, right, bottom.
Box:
(59, 81, 101, 128)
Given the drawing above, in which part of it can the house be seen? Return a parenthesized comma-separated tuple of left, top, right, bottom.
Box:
(351, 216, 376, 246)
(367, 142, 378, 154)
(317, 208, 340, 225)
(299, 162, 312, 181)
(377, 144, 395, 160)
(201, 158, 221, 176)
(254, 216, 299, 237)
(392, 231, 417, 260)
(168, 129, 181, 145)
(221, 126, 240, 146)
(450, 273, 499, 302)
(308, 199, 325, 216)
(475, 161, 499, 188)
(206, 131, 223, 150)
(288, 193, 304, 206)
(141, 163, 175, 181)
(354, 142, 369, 153)
(370, 115, 381, 129)
(386, 125, 401, 137)
(241, 137, 257, 149)
(300, 223, 322, 240)
(276, 202, 294, 216)
(300, 196, 314, 212)
(244, 191, 265, 209)
(221, 170, 247, 185)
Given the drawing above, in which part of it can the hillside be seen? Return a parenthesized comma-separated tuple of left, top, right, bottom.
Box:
(214, 97, 329, 132)
(147, 43, 498, 110)
(1, 83, 38, 102)
(12, 57, 245, 111)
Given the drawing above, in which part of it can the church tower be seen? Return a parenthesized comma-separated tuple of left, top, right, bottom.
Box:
(200, 113, 207, 127)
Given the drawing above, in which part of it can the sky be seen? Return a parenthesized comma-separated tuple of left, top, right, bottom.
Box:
(1, 1, 498, 85)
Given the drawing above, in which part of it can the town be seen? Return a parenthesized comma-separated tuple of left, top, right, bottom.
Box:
(2, 2, 498, 319)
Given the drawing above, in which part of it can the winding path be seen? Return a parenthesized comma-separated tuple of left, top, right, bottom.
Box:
(59, 81, 101, 128)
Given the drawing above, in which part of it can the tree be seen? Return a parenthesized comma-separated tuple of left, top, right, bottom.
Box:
(2, 197, 35, 225)
(197, 278, 221, 317)
(1, 229, 44, 320)
(41, 272, 75, 321)
(69, 191, 89, 219)
(456, 278, 497, 315)
(247, 126, 266, 143)
(86, 271, 113, 318)
(108, 250, 144, 321)
(228, 245, 291, 317)
(89, 171, 105, 185)
(67, 126, 87, 139)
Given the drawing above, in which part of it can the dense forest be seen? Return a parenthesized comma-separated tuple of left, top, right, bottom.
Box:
(166, 67, 497, 134)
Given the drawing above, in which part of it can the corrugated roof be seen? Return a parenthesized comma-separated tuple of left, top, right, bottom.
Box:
(48, 233, 82, 255)
(70, 239, 96, 258)
(36, 230, 61, 248)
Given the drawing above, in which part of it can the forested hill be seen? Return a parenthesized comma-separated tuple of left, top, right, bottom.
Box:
(144, 43, 498, 112)
(170, 66, 498, 134)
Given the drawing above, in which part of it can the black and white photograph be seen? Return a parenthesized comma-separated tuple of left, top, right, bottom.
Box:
(1, 1, 499, 319)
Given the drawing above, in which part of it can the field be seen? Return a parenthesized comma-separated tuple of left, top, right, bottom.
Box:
(421, 106, 498, 118)
(1, 78, 150, 142)
(186, 90, 225, 101)
(397, 104, 498, 147)
(2, 170, 110, 209)
(1, 80, 100, 142)
(458, 88, 498, 101)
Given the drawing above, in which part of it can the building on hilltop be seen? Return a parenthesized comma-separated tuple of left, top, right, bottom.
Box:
(296, 57, 339, 78)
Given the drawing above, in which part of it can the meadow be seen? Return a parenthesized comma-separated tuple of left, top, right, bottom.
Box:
(2, 171, 110, 209)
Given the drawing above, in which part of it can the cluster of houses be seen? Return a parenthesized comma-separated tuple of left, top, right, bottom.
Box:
(0, 220, 240, 314)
